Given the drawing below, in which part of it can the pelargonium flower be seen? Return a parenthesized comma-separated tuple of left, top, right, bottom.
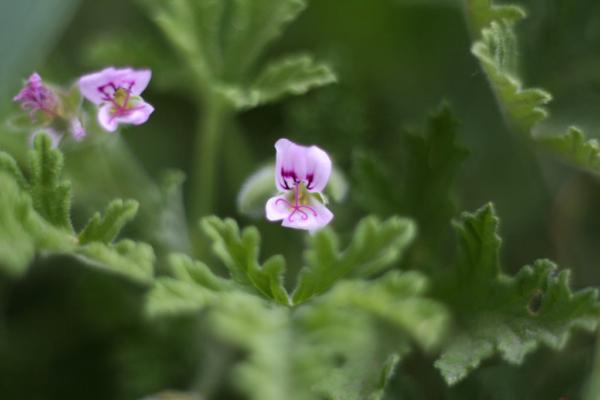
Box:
(13, 73, 60, 120)
(266, 138, 334, 231)
(78, 67, 154, 132)
(13, 73, 86, 143)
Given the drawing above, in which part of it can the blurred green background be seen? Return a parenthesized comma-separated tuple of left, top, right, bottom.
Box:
(1, 0, 600, 398)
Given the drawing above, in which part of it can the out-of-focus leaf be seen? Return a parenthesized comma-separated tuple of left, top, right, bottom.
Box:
(434, 204, 600, 385)
(0, 172, 73, 277)
(77, 240, 155, 285)
(315, 271, 448, 351)
(0, 139, 156, 284)
(465, 0, 526, 34)
(585, 333, 600, 400)
(79, 199, 139, 244)
(536, 127, 600, 172)
(292, 215, 416, 305)
(467, 0, 600, 175)
(29, 134, 73, 230)
(219, 0, 306, 78)
(201, 217, 290, 305)
(205, 270, 446, 400)
(218, 55, 336, 110)
(146, 253, 232, 317)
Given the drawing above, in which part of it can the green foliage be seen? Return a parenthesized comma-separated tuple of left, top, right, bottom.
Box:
(218, 54, 337, 110)
(0, 134, 154, 284)
(146, 253, 230, 317)
(292, 216, 416, 305)
(352, 105, 467, 265)
(134, 0, 335, 106)
(467, 0, 600, 174)
(0, 171, 72, 276)
(201, 217, 290, 305)
(201, 270, 447, 400)
(77, 240, 155, 285)
(434, 204, 600, 385)
(79, 199, 139, 244)
(29, 134, 73, 230)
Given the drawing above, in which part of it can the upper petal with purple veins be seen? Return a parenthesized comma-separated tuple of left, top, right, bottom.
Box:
(275, 138, 332, 192)
(79, 67, 152, 105)
(79, 67, 154, 132)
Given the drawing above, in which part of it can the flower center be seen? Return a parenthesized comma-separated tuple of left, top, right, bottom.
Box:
(99, 82, 141, 116)
(275, 182, 319, 223)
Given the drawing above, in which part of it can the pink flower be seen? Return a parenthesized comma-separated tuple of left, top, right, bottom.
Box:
(265, 138, 334, 231)
(78, 67, 154, 132)
(13, 73, 59, 120)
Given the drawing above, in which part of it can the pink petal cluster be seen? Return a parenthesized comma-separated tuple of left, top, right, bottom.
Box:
(266, 138, 333, 231)
(78, 67, 154, 132)
(13, 73, 59, 119)
(13, 73, 86, 143)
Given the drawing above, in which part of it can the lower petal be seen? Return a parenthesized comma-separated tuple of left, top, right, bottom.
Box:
(98, 104, 118, 132)
(266, 195, 292, 221)
(281, 199, 333, 232)
(118, 101, 154, 126)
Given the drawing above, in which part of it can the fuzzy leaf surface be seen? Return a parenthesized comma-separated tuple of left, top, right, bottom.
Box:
(79, 199, 139, 244)
(218, 55, 336, 110)
(434, 204, 600, 385)
(292, 216, 416, 304)
(201, 217, 289, 305)
(467, 0, 600, 174)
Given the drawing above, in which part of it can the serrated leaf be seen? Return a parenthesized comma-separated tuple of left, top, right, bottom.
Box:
(79, 199, 139, 244)
(76, 240, 155, 285)
(0, 172, 73, 277)
(316, 271, 449, 351)
(0, 150, 28, 188)
(201, 217, 290, 305)
(220, 0, 306, 78)
(536, 127, 600, 172)
(472, 21, 552, 133)
(146, 253, 231, 317)
(219, 55, 336, 110)
(434, 204, 600, 385)
(467, 0, 600, 174)
(28, 133, 73, 231)
(292, 216, 416, 305)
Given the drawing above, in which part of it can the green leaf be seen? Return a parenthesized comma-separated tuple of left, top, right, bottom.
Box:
(76, 240, 156, 285)
(465, 0, 526, 34)
(146, 253, 231, 317)
(201, 217, 290, 305)
(28, 133, 73, 231)
(218, 55, 337, 110)
(205, 271, 447, 400)
(0, 172, 73, 277)
(467, 0, 600, 174)
(434, 204, 600, 385)
(292, 215, 416, 305)
(78, 199, 139, 244)
(585, 332, 600, 400)
(0, 150, 28, 188)
(220, 0, 306, 78)
(536, 127, 600, 172)
(315, 271, 449, 351)
(472, 21, 552, 133)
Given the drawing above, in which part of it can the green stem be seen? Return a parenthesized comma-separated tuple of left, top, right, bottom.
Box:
(191, 95, 230, 251)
